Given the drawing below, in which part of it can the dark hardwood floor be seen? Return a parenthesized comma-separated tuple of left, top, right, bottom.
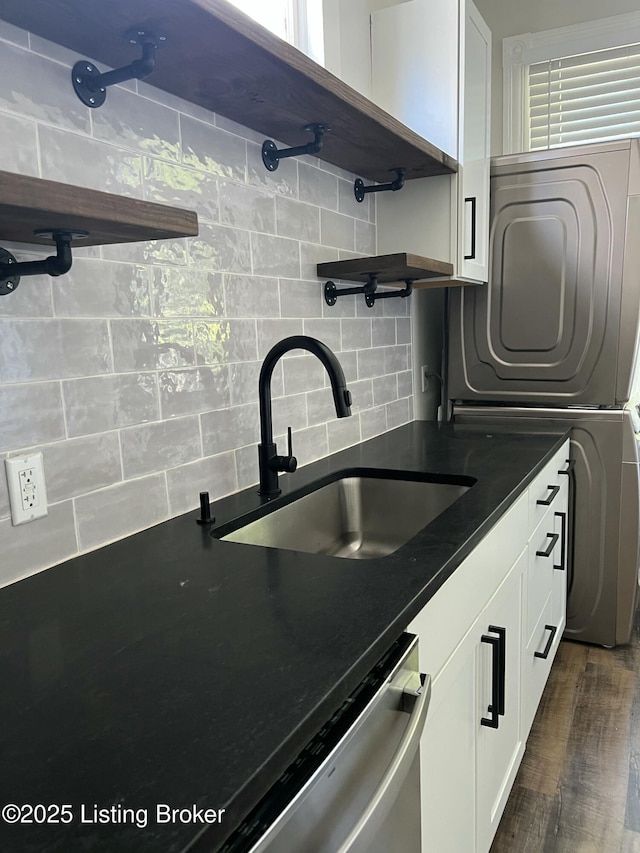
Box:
(492, 612, 640, 852)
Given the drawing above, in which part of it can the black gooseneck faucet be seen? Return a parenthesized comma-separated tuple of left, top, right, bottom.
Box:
(258, 336, 352, 496)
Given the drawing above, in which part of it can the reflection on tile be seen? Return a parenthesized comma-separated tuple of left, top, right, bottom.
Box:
(152, 267, 224, 317)
(360, 405, 387, 440)
(228, 360, 283, 407)
(159, 366, 230, 418)
(252, 233, 300, 278)
(387, 397, 410, 429)
(0, 503, 77, 587)
(299, 162, 338, 210)
(327, 415, 361, 453)
(279, 279, 323, 318)
(3, 113, 38, 175)
(0, 41, 90, 132)
(121, 416, 202, 479)
(0, 383, 65, 452)
(144, 158, 220, 222)
(54, 259, 151, 317)
(76, 474, 168, 551)
(188, 222, 252, 273)
(181, 114, 246, 181)
(167, 452, 237, 515)
(40, 126, 142, 196)
(27, 433, 122, 502)
(0, 320, 111, 382)
(196, 319, 257, 364)
(111, 319, 195, 372)
(224, 275, 280, 319)
(276, 197, 321, 242)
(64, 373, 159, 437)
(0, 273, 53, 318)
(300, 242, 339, 281)
(247, 140, 298, 197)
(101, 238, 187, 266)
(214, 113, 263, 144)
(219, 181, 276, 234)
(321, 209, 355, 250)
(201, 403, 259, 455)
(92, 86, 181, 162)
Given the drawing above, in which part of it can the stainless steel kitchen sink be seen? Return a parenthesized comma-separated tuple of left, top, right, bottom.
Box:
(217, 471, 474, 559)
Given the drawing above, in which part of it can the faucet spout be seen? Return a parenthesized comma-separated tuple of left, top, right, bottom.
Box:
(258, 335, 352, 496)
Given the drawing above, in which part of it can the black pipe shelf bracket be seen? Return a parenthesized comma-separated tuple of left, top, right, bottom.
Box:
(324, 275, 413, 309)
(72, 28, 167, 108)
(262, 123, 331, 172)
(0, 230, 89, 296)
(354, 168, 405, 203)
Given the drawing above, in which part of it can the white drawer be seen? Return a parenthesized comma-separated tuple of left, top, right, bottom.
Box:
(525, 505, 559, 646)
(522, 593, 562, 738)
(528, 439, 571, 538)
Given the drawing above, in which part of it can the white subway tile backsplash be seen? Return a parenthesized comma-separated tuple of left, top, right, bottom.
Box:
(0, 502, 78, 587)
(39, 126, 143, 196)
(75, 474, 168, 552)
(167, 451, 237, 515)
(0, 23, 413, 583)
(121, 417, 202, 479)
(158, 366, 230, 419)
(64, 373, 160, 436)
(53, 259, 151, 318)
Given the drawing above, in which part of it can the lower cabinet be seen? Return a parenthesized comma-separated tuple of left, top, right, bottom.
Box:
(408, 438, 570, 852)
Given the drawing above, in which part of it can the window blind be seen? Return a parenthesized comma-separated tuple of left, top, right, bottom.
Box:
(528, 43, 640, 150)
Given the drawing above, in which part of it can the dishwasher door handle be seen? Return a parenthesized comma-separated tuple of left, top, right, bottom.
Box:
(337, 672, 432, 853)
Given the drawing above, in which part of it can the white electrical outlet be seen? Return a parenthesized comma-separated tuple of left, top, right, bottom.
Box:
(5, 453, 48, 526)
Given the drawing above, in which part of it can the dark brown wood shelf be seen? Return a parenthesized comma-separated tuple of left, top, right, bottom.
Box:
(317, 253, 458, 289)
(0, 0, 457, 184)
(0, 171, 198, 246)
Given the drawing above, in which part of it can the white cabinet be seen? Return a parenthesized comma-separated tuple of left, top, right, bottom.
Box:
(407, 438, 571, 853)
(375, 0, 491, 285)
(457, 0, 491, 282)
(370, 0, 459, 158)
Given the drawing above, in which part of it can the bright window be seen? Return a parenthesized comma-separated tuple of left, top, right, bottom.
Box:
(503, 12, 640, 153)
(226, 0, 324, 65)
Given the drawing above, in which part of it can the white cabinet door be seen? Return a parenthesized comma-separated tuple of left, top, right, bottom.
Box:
(475, 550, 525, 853)
(371, 0, 459, 158)
(457, 0, 491, 282)
(419, 624, 477, 853)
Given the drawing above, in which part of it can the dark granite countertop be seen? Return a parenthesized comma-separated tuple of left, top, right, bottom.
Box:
(0, 421, 568, 853)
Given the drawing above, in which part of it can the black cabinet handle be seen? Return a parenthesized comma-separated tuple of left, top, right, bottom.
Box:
(480, 624, 506, 728)
(464, 196, 477, 260)
(534, 624, 557, 659)
(558, 459, 575, 476)
(554, 511, 566, 571)
(536, 484, 560, 506)
(536, 531, 559, 558)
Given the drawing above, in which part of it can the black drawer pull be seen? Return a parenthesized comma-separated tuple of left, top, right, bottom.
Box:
(536, 484, 560, 506)
(480, 624, 506, 728)
(554, 511, 566, 571)
(536, 532, 559, 558)
(558, 459, 575, 476)
(534, 624, 557, 660)
(464, 196, 477, 260)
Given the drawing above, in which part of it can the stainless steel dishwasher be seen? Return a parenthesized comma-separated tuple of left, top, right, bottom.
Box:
(220, 634, 430, 853)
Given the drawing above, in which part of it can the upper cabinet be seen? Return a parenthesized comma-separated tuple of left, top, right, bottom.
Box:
(373, 0, 492, 285)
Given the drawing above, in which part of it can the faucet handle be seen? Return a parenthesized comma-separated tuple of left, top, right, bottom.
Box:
(283, 426, 297, 473)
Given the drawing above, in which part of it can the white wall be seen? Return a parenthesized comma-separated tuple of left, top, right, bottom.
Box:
(474, 0, 640, 154)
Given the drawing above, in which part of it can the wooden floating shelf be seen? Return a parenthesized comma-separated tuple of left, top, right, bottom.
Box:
(0, 0, 458, 184)
(0, 171, 198, 246)
(317, 253, 456, 289)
